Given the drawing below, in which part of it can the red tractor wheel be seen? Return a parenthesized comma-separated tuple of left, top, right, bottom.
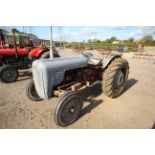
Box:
(0, 65, 19, 83)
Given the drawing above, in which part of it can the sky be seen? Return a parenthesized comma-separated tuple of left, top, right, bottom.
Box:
(2, 26, 155, 42)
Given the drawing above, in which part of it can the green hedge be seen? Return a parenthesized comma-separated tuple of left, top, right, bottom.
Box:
(68, 42, 138, 52)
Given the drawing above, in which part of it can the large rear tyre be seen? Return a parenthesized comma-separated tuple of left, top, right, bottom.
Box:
(103, 57, 129, 98)
(26, 79, 42, 101)
(0, 65, 19, 83)
(54, 91, 83, 127)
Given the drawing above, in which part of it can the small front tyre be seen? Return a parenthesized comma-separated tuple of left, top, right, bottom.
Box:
(26, 79, 42, 101)
(54, 91, 83, 127)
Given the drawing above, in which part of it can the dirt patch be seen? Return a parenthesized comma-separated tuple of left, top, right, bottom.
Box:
(0, 51, 155, 128)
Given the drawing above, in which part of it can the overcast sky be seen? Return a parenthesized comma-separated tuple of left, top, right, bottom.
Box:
(2, 26, 155, 42)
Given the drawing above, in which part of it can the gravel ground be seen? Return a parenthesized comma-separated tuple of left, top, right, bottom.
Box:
(0, 50, 155, 129)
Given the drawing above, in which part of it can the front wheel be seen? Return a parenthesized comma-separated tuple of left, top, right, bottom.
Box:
(54, 91, 83, 127)
(0, 65, 19, 83)
(26, 79, 42, 101)
(103, 57, 129, 98)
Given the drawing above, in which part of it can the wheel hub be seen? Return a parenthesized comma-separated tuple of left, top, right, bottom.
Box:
(63, 101, 78, 117)
(116, 70, 124, 87)
(69, 107, 75, 113)
(61, 98, 82, 124)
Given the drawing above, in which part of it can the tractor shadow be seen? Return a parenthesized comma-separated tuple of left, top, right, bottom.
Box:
(78, 78, 138, 119)
(123, 78, 138, 94)
(151, 121, 155, 129)
(78, 82, 103, 118)
(17, 70, 32, 82)
(20, 70, 32, 77)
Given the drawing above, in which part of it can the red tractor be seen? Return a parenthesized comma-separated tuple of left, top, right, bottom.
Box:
(0, 47, 51, 83)
(0, 28, 59, 83)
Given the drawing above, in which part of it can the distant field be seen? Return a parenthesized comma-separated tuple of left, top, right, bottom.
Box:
(145, 46, 155, 50)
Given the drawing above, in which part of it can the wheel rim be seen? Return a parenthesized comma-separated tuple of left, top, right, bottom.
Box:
(2, 69, 18, 82)
(61, 98, 82, 124)
(114, 70, 125, 95)
(116, 70, 124, 87)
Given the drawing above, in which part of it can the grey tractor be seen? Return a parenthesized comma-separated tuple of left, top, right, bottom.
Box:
(26, 52, 129, 126)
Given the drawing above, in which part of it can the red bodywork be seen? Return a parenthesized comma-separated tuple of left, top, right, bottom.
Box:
(28, 47, 49, 58)
(0, 47, 49, 58)
(0, 47, 49, 66)
(0, 48, 29, 56)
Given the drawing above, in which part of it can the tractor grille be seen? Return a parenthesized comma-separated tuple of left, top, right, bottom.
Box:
(32, 66, 44, 99)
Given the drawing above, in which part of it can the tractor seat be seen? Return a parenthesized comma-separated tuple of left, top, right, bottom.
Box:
(81, 51, 102, 65)
(88, 57, 102, 65)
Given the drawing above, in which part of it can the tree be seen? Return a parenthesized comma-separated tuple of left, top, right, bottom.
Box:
(92, 39, 97, 42)
(96, 40, 101, 43)
(11, 28, 20, 34)
(91, 38, 101, 43)
(140, 35, 153, 44)
(110, 36, 117, 41)
(88, 39, 92, 43)
(105, 39, 112, 44)
(128, 37, 134, 43)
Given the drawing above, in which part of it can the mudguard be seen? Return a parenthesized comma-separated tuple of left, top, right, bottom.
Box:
(29, 48, 49, 58)
(102, 54, 121, 69)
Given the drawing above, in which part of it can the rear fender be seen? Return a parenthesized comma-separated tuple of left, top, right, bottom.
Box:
(103, 55, 121, 69)
(29, 48, 49, 58)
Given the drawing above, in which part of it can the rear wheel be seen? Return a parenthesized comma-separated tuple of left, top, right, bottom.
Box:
(103, 57, 129, 98)
(54, 91, 83, 126)
(26, 79, 42, 101)
(0, 65, 19, 83)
